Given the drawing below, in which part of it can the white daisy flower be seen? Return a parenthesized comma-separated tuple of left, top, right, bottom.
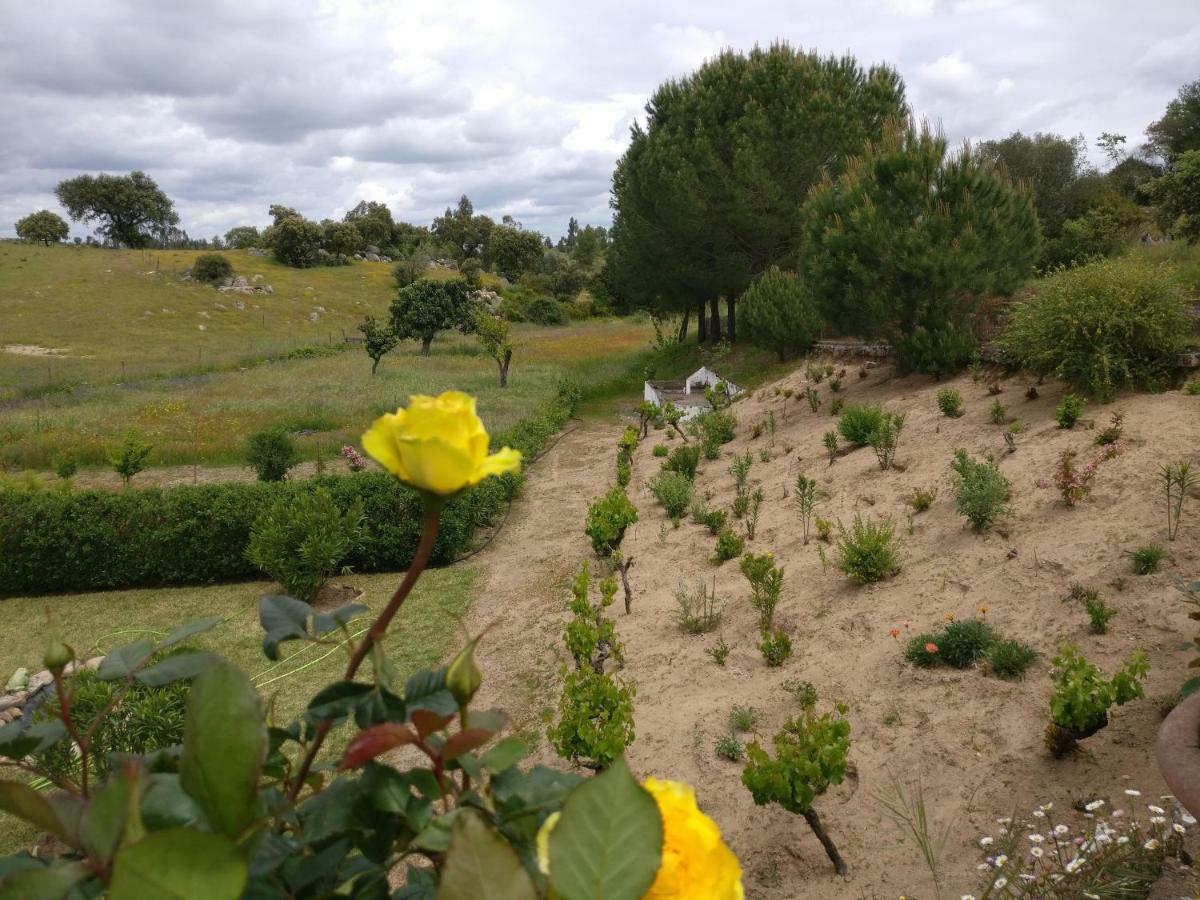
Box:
(1028, 834, 1044, 844)
(993, 877, 1008, 889)
(1084, 799, 1105, 812)
(1032, 810, 1046, 818)
(1150, 815, 1166, 825)
(1174, 823, 1187, 834)
(994, 854, 1008, 867)
(1148, 805, 1165, 815)
(1117, 836, 1129, 845)
(1054, 824, 1069, 835)
(979, 836, 994, 847)
(1143, 838, 1160, 850)
(1030, 846, 1044, 858)
(1065, 858, 1084, 874)
(1124, 789, 1141, 797)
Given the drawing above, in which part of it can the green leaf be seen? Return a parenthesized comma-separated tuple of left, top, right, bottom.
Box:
(0, 782, 73, 843)
(436, 809, 536, 900)
(481, 738, 527, 774)
(140, 774, 202, 831)
(0, 860, 88, 900)
(109, 829, 247, 900)
(180, 659, 265, 838)
(136, 651, 214, 687)
(548, 757, 662, 900)
(305, 681, 374, 725)
(157, 617, 221, 651)
(98, 640, 155, 681)
(1182, 675, 1200, 697)
(312, 603, 369, 635)
(404, 668, 458, 717)
(259, 595, 313, 661)
(0, 721, 67, 760)
(82, 767, 145, 867)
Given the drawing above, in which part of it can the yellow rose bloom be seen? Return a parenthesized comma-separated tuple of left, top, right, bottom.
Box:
(361, 391, 521, 496)
(643, 778, 743, 900)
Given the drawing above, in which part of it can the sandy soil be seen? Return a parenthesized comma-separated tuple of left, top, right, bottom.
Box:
(463, 362, 1200, 898)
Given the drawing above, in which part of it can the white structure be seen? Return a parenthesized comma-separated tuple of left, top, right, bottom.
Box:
(643, 366, 744, 421)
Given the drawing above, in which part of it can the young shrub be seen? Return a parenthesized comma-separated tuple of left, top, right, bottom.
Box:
(715, 733, 745, 762)
(730, 706, 760, 733)
(828, 397, 844, 416)
(616, 456, 632, 487)
(987, 639, 1037, 680)
(1045, 644, 1148, 757)
(1000, 256, 1192, 400)
(837, 403, 885, 446)
(742, 708, 852, 874)
(828, 376, 842, 393)
(794, 474, 820, 544)
(740, 267, 824, 361)
(712, 527, 745, 564)
(1186, 380, 1200, 396)
(867, 411, 905, 470)
(649, 470, 692, 520)
(192, 252, 234, 284)
(674, 577, 724, 634)
(584, 486, 638, 557)
(805, 385, 822, 413)
(1128, 544, 1166, 575)
(53, 454, 78, 481)
(1084, 593, 1117, 634)
(741, 551, 784, 630)
(814, 516, 833, 543)
(1055, 393, 1084, 429)
(246, 428, 300, 482)
(931, 619, 995, 668)
(822, 430, 838, 464)
(806, 363, 825, 384)
(904, 634, 942, 668)
(707, 637, 730, 667)
(758, 628, 793, 667)
(652, 444, 669, 458)
(1095, 411, 1124, 445)
(730, 451, 752, 518)
(359, 315, 399, 375)
(663, 444, 701, 481)
(949, 449, 1011, 531)
(745, 487, 764, 539)
(549, 667, 636, 770)
(909, 487, 936, 512)
(245, 488, 364, 602)
(935, 388, 963, 418)
(989, 399, 1007, 425)
(690, 409, 737, 460)
(108, 431, 153, 487)
(1052, 449, 1097, 507)
(782, 679, 818, 710)
(836, 515, 900, 584)
(1161, 461, 1198, 540)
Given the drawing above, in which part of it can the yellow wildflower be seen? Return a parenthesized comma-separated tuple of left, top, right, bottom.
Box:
(362, 391, 521, 495)
(643, 778, 743, 900)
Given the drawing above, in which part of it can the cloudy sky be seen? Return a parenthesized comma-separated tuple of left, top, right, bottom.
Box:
(1, 0, 1196, 242)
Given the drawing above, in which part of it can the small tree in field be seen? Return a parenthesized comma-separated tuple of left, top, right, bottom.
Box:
(109, 432, 152, 487)
(15, 210, 69, 245)
(390, 278, 471, 355)
(473, 308, 514, 386)
(358, 316, 398, 375)
(740, 267, 824, 360)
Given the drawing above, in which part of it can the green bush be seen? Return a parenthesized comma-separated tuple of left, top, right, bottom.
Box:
(246, 428, 300, 482)
(652, 444, 669, 457)
(988, 639, 1037, 680)
(936, 387, 963, 418)
(524, 295, 569, 325)
(758, 628, 793, 667)
(1055, 394, 1084, 429)
(712, 528, 745, 563)
(835, 514, 900, 583)
(246, 488, 364, 602)
(905, 619, 996, 669)
(690, 410, 736, 459)
(584, 486, 638, 557)
(649, 471, 692, 519)
(548, 668, 635, 769)
(950, 449, 1011, 531)
(837, 404, 885, 446)
(109, 431, 152, 487)
(1000, 257, 1192, 399)
(192, 253, 234, 284)
(895, 324, 976, 377)
(1046, 644, 1148, 756)
(662, 444, 701, 481)
(740, 267, 824, 361)
(1128, 544, 1166, 575)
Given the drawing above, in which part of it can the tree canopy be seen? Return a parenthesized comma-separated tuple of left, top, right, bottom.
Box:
(431, 195, 494, 261)
(344, 200, 394, 249)
(54, 171, 179, 248)
(15, 209, 69, 245)
(1147, 78, 1200, 164)
(485, 225, 545, 279)
(389, 277, 472, 354)
(740, 268, 823, 361)
(1149, 149, 1200, 242)
(224, 225, 261, 249)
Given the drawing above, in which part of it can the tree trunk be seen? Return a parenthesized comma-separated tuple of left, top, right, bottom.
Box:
(371, 356, 380, 375)
(617, 557, 635, 614)
(676, 307, 691, 344)
(421, 335, 433, 356)
(803, 808, 848, 875)
(696, 300, 707, 343)
(727, 297, 737, 343)
(498, 350, 512, 387)
(709, 296, 722, 342)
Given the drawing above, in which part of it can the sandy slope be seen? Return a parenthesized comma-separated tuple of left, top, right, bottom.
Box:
(464, 364, 1200, 898)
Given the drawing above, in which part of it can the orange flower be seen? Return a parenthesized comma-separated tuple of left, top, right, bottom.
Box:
(925, 642, 939, 654)
(945, 612, 955, 622)
(978, 605, 989, 615)
(888, 627, 901, 639)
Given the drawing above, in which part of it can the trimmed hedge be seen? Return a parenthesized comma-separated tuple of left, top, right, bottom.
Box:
(0, 386, 577, 596)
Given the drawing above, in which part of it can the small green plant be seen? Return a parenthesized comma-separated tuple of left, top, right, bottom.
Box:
(715, 733, 745, 761)
(1084, 593, 1117, 634)
(741, 551, 785, 629)
(712, 527, 745, 563)
(876, 778, 953, 900)
(936, 387, 963, 418)
(829, 397, 844, 416)
(1128, 544, 1166, 575)
(616, 456, 632, 487)
(909, 487, 936, 512)
(758, 627, 793, 667)
(806, 363, 825, 384)
(649, 470, 692, 519)
(246, 427, 300, 482)
(550, 667, 636, 769)
(109, 431, 153, 487)
(674, 577, 724, 634)
(192, 252, 234, 283)
(584, 485, 639, 557)
(1055, 393, 1084, 428)
(836, 515, 900, 584)
(988, 639, 1037, 680)
(794, 474, 820, 543)
(707, 637, 730, 666)
(868, 411, 905, 470)
(989, 399, 1007, 425)
(663, 443, 701, 481)
(1161, 461, 1198, 540)
(53, 453, 78, 481)
(828, 376, 842, 393)
(745, 487, 764, 539)
(246, 488, 365, 602)
(782, 679, 818, 709)
(729, 450, 752, 489)
(804, 385, 822, 412)
(1045, 644, 1148, 757)
(652, 443, 668, 457)
(837, 403, 884, 446)
(814, 516, 833, 542)
(730, 705, 760, 732)
(1095, 411, 1124, 445)
(949, 449, 1011, 532)
(742, 707, 851, 874)
(905, 619, 995, 669)
(1185, 380, 1200, 396)
(821, 430, 838, 465)
(690, 409, 736, 459)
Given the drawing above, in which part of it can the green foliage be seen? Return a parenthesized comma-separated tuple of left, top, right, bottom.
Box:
(245, 428, 299, 482)
(745, 487, 764, 539)
(935, 388, 963, 418)
(1151, 149, 1200, 242)
(905, 619, 996, 669)
(191, 253, 233, 284)
(909, 487, 936, 512)
(1047, 644, 1148, 755)
(15, 209, 69, 245)
(989, 399, 1007, 425)
(835, 514, 900, 584)
(1000, 257, 1192, 399)
(245, 488, 364, 602)
(1055, 394, 1084, 428)
(390, 277, 472, 354)
(689, 410, 736, 459)
(837, 403, 884, 446)
(108, 431, 152, 487)
(712, 528, 744, 564)
(730, 705, 759, 732)
(1162, 461, 1199, 540)
(707, 637, 730, 667)
(265, 214, 325, 267)
(649, 471, 692, 520)
(895, 324, 976, 378)
(988, 639, 1037, 680)
(652, 444, 668, 457)
(867, 411, 905, 470)
(53, 454, 77, 481)
(549, 668, 636, 770)
(1147, 78, 1200, 163)
(223, 225, 260, 249)
(1128, 544, 1166, 575)
(674, 578, 724, 634)
(357, 314, 400, 375)
(794, 474, 820, 543)
(485, 225, 545, 279)
(758, 628, 793, 667)
(805, 385, 822, 412)
(822, 430, 839, 463)
(55, 170, 179, 248)
(690, 498, 728, 535)
(782, 679, 818, 710)
(949, 449, 1011, 531)
(741, 267, 824, 360)
(662, 444, 700, 481)
(715, 733, 745, 761)
(585, 486, 638, 557)
(740, 551, 784, 630)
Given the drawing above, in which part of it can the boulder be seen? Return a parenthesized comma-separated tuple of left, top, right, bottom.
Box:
(365, 252, 381, 262)
(247, 247, 267, 256)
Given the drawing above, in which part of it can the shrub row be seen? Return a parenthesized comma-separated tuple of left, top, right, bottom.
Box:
(0, 384, 579, 596)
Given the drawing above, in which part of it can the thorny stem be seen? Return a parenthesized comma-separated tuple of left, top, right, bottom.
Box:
(52, 671, 89, 798)
(288, 500, 443, 802)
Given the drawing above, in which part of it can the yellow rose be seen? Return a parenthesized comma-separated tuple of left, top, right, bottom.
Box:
(361, 391, 521, 496)
(643, 778, 743, 900)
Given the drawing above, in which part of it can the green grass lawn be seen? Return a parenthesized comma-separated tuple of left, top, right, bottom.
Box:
(0, 565, 477, 854)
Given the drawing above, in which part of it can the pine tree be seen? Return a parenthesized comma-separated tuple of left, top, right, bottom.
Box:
(740, 268, 823, 360)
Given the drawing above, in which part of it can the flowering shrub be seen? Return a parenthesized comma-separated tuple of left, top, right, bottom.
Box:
(971, 796, 1189, 897)
(340, 444, 368, 471)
